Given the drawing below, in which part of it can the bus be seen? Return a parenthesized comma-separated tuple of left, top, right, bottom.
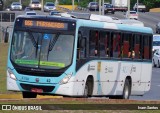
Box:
(7, 15, 153, 99)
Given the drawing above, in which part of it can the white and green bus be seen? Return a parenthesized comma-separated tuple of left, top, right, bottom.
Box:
(7, 15, 153, 99)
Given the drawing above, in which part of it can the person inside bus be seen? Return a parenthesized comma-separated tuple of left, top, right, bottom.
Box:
(104, 34, 110, 57)
(94, 46, 98, 56)
(113, 33, 121, 58)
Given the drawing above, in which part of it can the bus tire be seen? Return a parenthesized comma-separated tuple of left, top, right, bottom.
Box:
(121, 79, 131, 99)
(22, 92, 37, 98)
(84, 76, 93, 98)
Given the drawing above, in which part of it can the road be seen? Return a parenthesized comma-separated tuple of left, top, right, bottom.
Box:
(113, 12, 160, 33)
(5, 10, 160, 100)
(130, 67, 160, 100)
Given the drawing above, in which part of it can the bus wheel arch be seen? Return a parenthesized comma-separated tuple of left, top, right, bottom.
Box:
(121, 76, 132, 99)
(84, 75, 94, 97)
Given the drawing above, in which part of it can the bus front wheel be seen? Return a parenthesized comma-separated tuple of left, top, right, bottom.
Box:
(22, 92, 37, 98)
(83, 76, 93, 98)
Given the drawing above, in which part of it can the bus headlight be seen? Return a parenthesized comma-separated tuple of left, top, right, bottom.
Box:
(59, 73, 72, 85)
(7, 68, 17, 80)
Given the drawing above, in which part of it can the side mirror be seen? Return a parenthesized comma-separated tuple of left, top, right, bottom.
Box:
(4, 32, 9, 43)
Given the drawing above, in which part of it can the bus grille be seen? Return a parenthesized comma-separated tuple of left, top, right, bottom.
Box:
(20, 83, 55, 92)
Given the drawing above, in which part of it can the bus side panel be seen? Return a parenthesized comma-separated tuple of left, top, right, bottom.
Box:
(129, 62, 143, 95)
(56, 81, 84, 96)
(57, 61, 98, 96)
(141, 63, 152, 93)
(101, 61, 123, 95)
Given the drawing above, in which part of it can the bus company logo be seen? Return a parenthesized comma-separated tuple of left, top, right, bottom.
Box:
(2, 105, 11, 110)
(35, 78, 39, 82)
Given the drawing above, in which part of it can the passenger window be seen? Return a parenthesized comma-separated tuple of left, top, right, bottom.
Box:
(77, 32, 86, 59)
(111, 32, 121, 58)
(143, 35, 151, 60)
(89, 30, 99, 57)
(99, 31, 110, 57)
(133, 34, 141, 59)
(121, 33, 132, 58)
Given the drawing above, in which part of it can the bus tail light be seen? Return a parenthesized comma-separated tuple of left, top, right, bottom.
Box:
(7, 68, 17, 80)
(59, 73, 72, 85)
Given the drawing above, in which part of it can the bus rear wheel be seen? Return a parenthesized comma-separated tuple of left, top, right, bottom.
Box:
(22, 92, 37, 98)
(121, 79, 131, 99)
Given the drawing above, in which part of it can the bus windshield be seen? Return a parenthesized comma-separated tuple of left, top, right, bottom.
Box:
(11, 30, 74, 69)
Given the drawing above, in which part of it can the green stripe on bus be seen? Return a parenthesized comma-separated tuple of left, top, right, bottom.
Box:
(40, 61, 65, 67)
(15, 59, 38, 65)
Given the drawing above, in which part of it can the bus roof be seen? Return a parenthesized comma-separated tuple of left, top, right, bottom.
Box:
(16, 15, 77, 23)
(77, 19, 153, 34)
(16, 15, 153, 34)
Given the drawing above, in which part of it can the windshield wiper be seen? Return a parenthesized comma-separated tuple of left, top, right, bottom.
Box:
(26, 29, 37, 48)
(48, 33, 60, 51)
(46, 33, 60, 60)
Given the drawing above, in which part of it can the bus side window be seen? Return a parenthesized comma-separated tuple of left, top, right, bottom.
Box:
(143, 35, 151, 59)
(133, 34, 141, 59)
(121, 33, 132, 58)
(99, 31, 110, 57)
(112, 32, 121, 58)
(77, 31, 86, 59)
(89, 30, 99, 57)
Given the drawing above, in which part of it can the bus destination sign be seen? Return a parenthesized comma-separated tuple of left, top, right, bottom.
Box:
(23, 20, 68, 30)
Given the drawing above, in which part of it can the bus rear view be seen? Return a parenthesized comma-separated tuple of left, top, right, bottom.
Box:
(7, 16, 76, 98)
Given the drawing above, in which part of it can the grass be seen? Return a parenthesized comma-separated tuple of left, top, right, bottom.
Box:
(150, 8, 160, 12)
(0, 43, 8, 93)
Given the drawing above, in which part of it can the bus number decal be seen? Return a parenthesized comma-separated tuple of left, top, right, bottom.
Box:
(24, 20, 33, 26)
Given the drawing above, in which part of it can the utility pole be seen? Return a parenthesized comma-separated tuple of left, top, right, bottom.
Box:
(72, 0, 74, 11)
(99, 0, 101, 15)
(102, 0, 104, 15)
(41, 0, 43, 11)
(127, 0, 130, 18)
(137, 0, 139, 14)
(55, 0, 59, 6)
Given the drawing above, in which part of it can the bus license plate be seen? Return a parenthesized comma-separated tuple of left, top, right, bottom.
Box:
(31, 88, 43, 93)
